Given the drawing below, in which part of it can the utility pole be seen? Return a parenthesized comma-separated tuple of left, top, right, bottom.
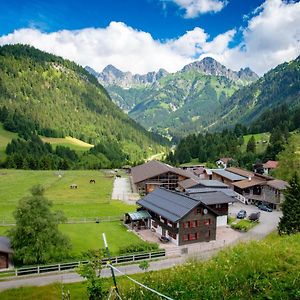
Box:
(102, 233, 120, 296)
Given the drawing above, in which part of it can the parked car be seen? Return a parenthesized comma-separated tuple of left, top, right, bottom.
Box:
(258, 204, 273, 212)
(249, 212, 260, 221)
(159, 236, 170, 243)
(237, 210, 247, 219)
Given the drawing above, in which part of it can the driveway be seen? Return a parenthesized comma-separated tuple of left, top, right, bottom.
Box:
(229, 202, 282, 240)
(111, 177, 139, 204)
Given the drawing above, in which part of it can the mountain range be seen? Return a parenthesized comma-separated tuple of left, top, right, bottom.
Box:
(86, 58, 259, 139)
(0, 44, 166, 163)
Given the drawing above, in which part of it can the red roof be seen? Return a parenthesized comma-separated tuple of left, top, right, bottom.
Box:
(263, 160, 278, 169)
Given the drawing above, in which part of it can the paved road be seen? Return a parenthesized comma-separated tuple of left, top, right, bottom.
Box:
(0, 202, 282, 292)
(229, 202, 282, 240)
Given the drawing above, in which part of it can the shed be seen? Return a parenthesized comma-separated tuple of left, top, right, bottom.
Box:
(0, 236, 13, 269)
(124, 210, 151, 230)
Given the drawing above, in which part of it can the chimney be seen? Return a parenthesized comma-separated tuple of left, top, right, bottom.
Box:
(248, 176, 252, 181)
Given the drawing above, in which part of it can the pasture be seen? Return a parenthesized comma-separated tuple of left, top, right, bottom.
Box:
(241, 132, 270, 154)
(0, 169, 135, 221)
(0, 124, 18, 163)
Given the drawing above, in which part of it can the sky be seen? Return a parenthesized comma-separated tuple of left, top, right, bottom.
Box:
(0, 0, 299, 75)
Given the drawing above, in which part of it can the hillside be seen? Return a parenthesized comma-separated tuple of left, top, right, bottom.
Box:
(0, 44, 166, 163)
(0, 233, 299, 299)
(214, 55, 300, 130)
(88, 58, 258, 140)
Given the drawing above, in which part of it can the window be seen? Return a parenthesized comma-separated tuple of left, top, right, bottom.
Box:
(204, 219, 211, 226)
(190, 220, 196, 228)
(194, 207, 202, 214)
(189, 233, 198, 241)
(183, 234, 188, 241)
(196, 220, 201, 227)
(215, 204, 222, 209)
(183, 221, 190, 229)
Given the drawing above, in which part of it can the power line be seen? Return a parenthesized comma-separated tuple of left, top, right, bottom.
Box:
(107, 264, 174, 300)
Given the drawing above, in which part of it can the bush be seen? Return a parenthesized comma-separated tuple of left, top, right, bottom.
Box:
(118, 242, 159, 255)
(231, 219, 258, 232)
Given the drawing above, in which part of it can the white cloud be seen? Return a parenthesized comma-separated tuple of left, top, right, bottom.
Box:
(0, 0, 299, 76)
(166, 0, 227, 17)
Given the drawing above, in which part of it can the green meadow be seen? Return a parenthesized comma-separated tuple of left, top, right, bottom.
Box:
(241, 132, 270, 154)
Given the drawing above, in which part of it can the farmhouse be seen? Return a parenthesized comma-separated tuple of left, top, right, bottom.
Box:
(263, 160, 279, 174)
(0, 236, 13, 269)
(216, 157, 233, 168)
(187, 191, 236, 227)
(232, 175, 288, 209)
(137, 187, 218, 246)
(131, 160, 195, 194)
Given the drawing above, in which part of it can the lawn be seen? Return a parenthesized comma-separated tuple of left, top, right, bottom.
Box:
(60, 222, 144, 256)
(241, 132, 270, 154)
(0, 169, 136, 221)
(231, 219, 258, 232)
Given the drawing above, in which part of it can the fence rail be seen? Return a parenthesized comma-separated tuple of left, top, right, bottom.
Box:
(0, 250, 166, 278)
(0, 215, 124, 226)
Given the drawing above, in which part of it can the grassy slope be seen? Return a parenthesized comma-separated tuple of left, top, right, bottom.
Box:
(1, 233, 299, 299)
(241, 132, 270, 154)
(0, 124, 18, 162)
(0, 169, 135, 220)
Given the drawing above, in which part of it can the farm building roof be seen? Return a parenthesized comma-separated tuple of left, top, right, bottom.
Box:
(232, 177, 265, 189)
(211, 169, 246, 181)
(0, 236, 13, 254)
(186, 188, 236, 198)
(226, 167, 254, 178)
(131, 160, 195, 184)
(188, 191, 236, 205)
(267, 179, 288, 190)
(137, 188, 218, 222)
(263, 160, 279, 169)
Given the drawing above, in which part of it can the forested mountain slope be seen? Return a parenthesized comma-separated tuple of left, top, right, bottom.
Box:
(214, 55, 300, 130)
(0, 45, 166, 162)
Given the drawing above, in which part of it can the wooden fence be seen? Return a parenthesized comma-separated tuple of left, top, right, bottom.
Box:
(0, 250, 166, 278)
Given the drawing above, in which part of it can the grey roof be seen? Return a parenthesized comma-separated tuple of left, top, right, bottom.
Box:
(198, 180, 229, 188)
(0, 236, 13, 253)
(131, 160, 195, 184)
(189, 191, 235, 205)
(186, 188, 237, 198)
(211, 169, 246, 181)
(137, 188, 218, 222)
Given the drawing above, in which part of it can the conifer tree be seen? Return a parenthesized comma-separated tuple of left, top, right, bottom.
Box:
(278, 173, 300, 235)
(246, 135, 256, 153)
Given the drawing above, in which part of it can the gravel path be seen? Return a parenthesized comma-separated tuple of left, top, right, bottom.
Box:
(111, 177, 138, 204)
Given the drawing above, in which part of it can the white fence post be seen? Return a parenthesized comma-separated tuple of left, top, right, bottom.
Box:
(37, 266, 40, 274)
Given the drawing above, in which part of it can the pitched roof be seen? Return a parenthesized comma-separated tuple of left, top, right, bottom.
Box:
(211, 169, 246, 181)
(226, 167, 254, 178)
(232, 177, 265, 189)
(217, 157, 233, 164)
(178, 178, 200, 190)
(186, 188, 237, 198)
(137, 188, 218, 222)
(267, 179, 288, 190)
(198, 180, 229, 188)
(127, 210, 151, 221)
(131, 160, 194, 184)
(263, 160, 279, 169)
(189, 191, 236, 205)
(0, 236, 13, 253)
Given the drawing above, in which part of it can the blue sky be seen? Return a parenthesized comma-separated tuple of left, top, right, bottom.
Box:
(1, 0, 263, 41)
(0, 0, 299, 75)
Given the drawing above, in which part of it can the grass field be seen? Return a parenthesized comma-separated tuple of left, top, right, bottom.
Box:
(0, 124, 18, 162)
(0, 222, 145, 257)
(41, 136, 93, 152)
(0, 169, 135, 220)
(1, 233, 299, 299)
(241, 132, 270, 154)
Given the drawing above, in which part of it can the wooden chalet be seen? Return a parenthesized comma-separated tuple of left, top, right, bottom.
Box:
(131, 160, 195, 194)
(137, 188, 218, 246)
(0, 237, 13, 269)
